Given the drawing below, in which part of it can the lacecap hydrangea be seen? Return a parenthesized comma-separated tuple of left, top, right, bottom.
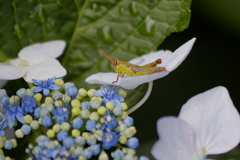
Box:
(0, 77, 149, 160)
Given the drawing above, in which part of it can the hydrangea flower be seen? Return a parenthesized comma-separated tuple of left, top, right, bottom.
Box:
(0, 40, 66, 82)
(17, 89, 36, 114)
(0, 77, 148, 159)
(86, 38, 196, 89)
(32, 77, 61, 96)
(102, 131, 119, 149)
(53, 106, 69, 124)
(151, 86, 240, 160)
(4, 103, 25, 129)
(93, 85, 124, 107)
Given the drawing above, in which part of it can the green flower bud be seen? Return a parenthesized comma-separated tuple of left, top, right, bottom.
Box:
(106, 101, 114, 110)
(45, 97, 53, 104)
(118, 88, 127, 98)
(80, 109, 90, 119)
(62, 94, 71, 102)
(54, 100, 62, 107)
(89, 112, 99, 121)
(47, 129, 55, 138)
(24, 115, 33, 124)
(11, 139, 17, 148)
(121, 102, 128, 111)
(30, 120, 39, 130)
(97, 106, 106, 115)
(71, 99, 81, 108)
(54, 79, 64, 87)
(61, 122, 70, 131)
(123, 128, 134, 138)
(87, 89, 96, 98)
(53, 124, 61, 133)
(78, 88, 87, 97)
(0, 140, 4, 148)
(78, 155, 87, 160)
(34, 93, 42, 101)
(99, 150, 109, 160)
(71, 107, 81, 117)
(72, 129, 80, 137)
(93, 130, 103, 141)
(9, 96, 20, 104)
(119, 135, 127, 144)
(15, 129, 24, 138)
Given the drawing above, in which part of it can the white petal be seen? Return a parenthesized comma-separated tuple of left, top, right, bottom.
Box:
(165, 38, 196, 71)
(178, 86, 240, 154)
(128, 50, 172, 66)
(85, 71, 170, 89)
(120, 71, 170, 89)
(18, 40, 66, 59)
(0, 63, 25, 80)
(85, 72, 120, 86)
(23, 58, 66, 82)
(152, 116, 198, 160)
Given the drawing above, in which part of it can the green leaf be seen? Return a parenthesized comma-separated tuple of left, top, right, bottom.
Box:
(0, 0, 192, 108)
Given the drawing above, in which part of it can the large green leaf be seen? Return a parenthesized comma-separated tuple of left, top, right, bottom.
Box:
(0, 0, 192, 108)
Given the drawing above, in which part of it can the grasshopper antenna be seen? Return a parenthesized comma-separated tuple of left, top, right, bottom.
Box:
(100, 49, 114, 64)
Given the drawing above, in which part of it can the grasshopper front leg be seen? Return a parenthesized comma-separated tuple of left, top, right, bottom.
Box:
(112, 73, 125, 84)
(112, 73, 120, 84)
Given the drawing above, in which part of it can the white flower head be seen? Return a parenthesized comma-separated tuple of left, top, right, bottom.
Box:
(86, 38, 196, 89)
(151, 86, 240, 160)
(0, 40, 67, 82)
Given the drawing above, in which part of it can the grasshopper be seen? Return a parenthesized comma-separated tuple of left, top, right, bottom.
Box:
(100, 49, 166, 83)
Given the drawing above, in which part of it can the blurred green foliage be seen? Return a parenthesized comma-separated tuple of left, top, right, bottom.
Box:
(0, 0, 192, 109)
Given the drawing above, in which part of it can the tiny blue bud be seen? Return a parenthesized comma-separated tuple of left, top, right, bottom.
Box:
(21, 124, 31, 135)
(64, 82, 74, 90)
(87, 136, 97, 146)
(57, 130, 68, 141)
(52, 92, 63, 100)
(34, 107, 41, 118)
(4, 140, 13, 150)
(75, 136, 86, 146)
(84, 148, 93, 159)
(90, 144, 101, 156)
(90, 99, 101, 109)
(0, 154, 5, 160)
(123, 117, 134, 127)
(41, 115, 53, 127)
(72, 117, 83, 129)
(63, 137, 74, 148)
(0, 131, 4, 136)
(86, 120, 96, 131)
(81, 101, 91, 110)
(140, 156, 150, 160)
(66, 86, 78, 98)
(40, 108, 49, 117)
(36, 135, 48, 143)
(113, 106, 122, 116)
(126, 137, 139, 149)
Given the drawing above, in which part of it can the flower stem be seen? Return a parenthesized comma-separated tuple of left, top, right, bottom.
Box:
(127, 81, 153, 114)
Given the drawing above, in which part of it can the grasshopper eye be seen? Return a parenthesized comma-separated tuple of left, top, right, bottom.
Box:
(113, 60, 118, 66)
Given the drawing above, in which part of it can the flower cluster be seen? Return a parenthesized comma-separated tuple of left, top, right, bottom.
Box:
(0, 78, 148, 160)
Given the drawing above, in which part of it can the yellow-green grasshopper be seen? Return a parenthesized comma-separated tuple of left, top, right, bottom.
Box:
(100, 49, 166, 83)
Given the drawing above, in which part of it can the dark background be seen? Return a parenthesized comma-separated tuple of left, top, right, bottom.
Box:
(134, 0, 240, 158)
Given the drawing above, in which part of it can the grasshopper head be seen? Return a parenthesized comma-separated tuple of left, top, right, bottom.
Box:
(113, 60, 118, 66)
